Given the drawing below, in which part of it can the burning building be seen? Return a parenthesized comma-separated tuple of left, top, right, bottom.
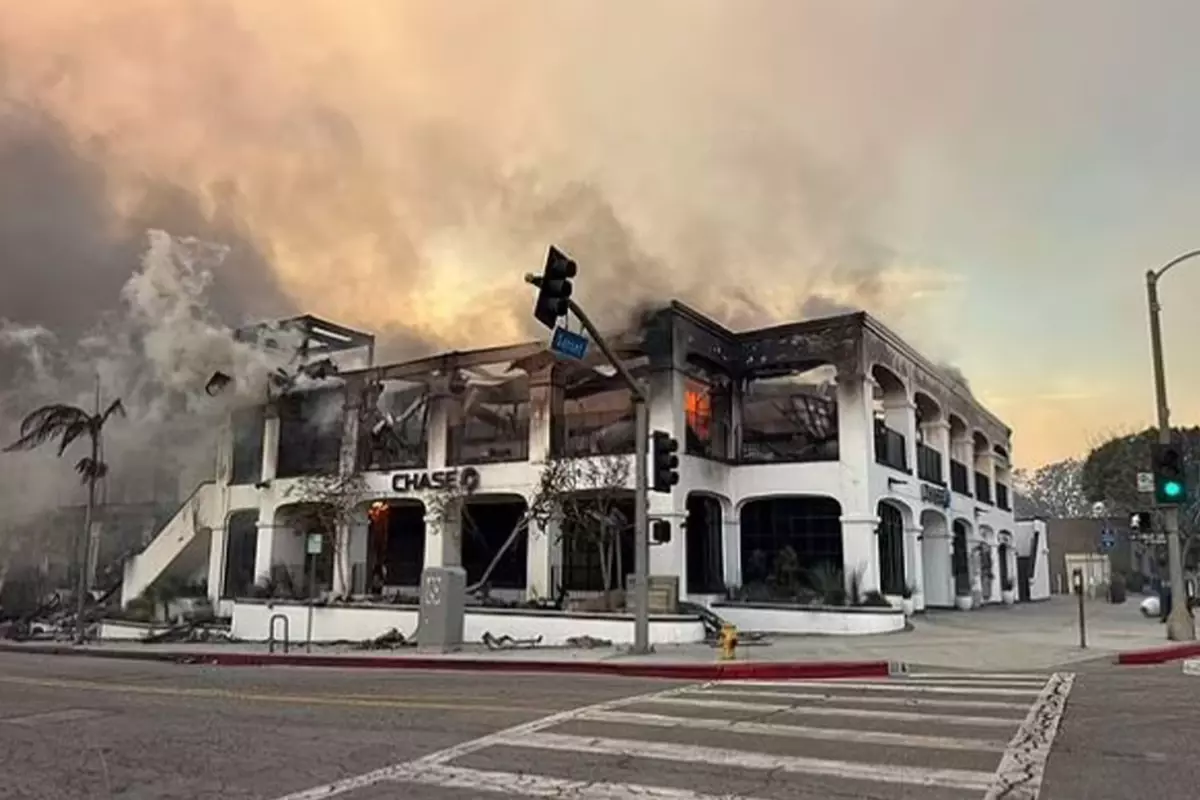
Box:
(119, 303, 1019, 644)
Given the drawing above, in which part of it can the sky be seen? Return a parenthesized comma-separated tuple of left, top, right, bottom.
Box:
(2, 0, 1200, 468)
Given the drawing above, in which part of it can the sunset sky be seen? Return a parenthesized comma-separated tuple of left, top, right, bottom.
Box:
(3, 1, 1200, 469)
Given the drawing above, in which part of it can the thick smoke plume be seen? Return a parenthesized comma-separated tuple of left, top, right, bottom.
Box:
(0, 1, 958, 358)
(0, 232, 302, 534)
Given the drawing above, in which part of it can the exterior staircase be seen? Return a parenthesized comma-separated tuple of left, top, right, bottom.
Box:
(120, 481, 218, 607)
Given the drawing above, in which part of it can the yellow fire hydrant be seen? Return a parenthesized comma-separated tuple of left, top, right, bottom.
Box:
(718, 623, 739, 661)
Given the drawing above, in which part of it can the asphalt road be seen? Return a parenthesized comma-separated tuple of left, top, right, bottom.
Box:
(1, 652, 1197, 799)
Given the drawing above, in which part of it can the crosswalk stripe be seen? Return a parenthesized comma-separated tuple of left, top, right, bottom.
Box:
(577, 709, 1008, 752)
(391, 764, 770, 799)
(895, 679, 1049, 688)
(646, 696, 1021, 727)
(712, 680, 1040, 697)
(908, 672, 1053, 680)
(693, 688, 1031, 711)
(492, 731, 996, 791)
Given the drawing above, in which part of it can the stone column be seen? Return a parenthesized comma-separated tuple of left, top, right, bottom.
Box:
(906, 524, 926, 610)
(260, 408, 280, 483)
(921, 419, 952, 484)
(835, 372, 876, 519)
(526, 509, 562, 601)
(883, 395, 918, 474)
(841, 513, 881, 593)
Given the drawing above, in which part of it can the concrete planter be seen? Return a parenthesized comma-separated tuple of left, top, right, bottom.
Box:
(1002, 590, 1016, 605)
(901, 598, 915, 616)
(955, 595, 974, 611)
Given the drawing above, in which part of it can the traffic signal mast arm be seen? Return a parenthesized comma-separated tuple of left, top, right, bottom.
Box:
(524, 272, 648, 403)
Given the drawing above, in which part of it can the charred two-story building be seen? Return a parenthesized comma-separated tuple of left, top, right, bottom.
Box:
(121, 305, 1018, 636)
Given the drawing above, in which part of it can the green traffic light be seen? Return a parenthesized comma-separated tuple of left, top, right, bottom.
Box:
(1164, 481, 1183, 498)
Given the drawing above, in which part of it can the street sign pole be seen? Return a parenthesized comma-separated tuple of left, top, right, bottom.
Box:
(1073, 569, 1087, 649)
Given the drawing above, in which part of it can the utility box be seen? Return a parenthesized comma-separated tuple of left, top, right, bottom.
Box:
(417, 566, 466, 653)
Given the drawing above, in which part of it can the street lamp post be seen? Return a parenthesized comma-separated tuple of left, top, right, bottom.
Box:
(1145, 249, 1200, 642)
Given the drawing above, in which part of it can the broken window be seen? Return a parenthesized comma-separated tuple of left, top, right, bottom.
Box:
(684, 360, 732, 460)
(276, 388, 344, 477)
(230, 406, 265, 485)
(448, 372, 531, 465)
(740, 365, 839, 463)
(358, 380, 429, 471)
(555, 366, 636, 457)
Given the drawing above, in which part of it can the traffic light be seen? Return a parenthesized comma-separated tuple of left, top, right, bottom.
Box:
(1152, 442, 1187, 505)
(651, 519, 671, 544)
(651, 431, 679, 493)
(533, 245, 577, 330)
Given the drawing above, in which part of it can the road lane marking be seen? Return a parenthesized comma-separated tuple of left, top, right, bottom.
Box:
(492, 731, 995, 791)
(908, 672, 1053, 681)
(713, 679, 1041, 696)
(576, 709, 1008, 752)
(389, 764, 771, 799)
(644, 696, 1022, 727)
(1, 708, 108, 726)
(271, 683, 699, 800)
(984, 671, 1075, 800)
(0, 675, 555, 715)
(693, 687, 1032, 711)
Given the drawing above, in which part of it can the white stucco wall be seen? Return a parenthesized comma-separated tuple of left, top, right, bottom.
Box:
(230, 601, 706, 646)
(711, 603, 906, 635)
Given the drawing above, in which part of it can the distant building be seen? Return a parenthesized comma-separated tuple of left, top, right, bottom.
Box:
(121, 306, 1020, 637)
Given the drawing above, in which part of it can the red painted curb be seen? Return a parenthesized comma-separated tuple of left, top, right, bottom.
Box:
(0, 643, 890, 680)
(1116, 642, 1200, 665)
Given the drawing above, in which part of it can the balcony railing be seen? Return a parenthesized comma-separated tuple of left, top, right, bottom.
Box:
(950, 460, 970, 494)
(996, 482, 1010, 511)
(975, 472, 992, 504)
(447, 418, 531, 465)
(917, 443, 943, 484)
(874, 426, 908, 472)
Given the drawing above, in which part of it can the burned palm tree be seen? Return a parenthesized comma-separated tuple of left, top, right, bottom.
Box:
(3, 393, 125, 642)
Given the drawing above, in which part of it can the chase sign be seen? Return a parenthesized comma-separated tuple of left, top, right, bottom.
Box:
(391, 467, 481, 493)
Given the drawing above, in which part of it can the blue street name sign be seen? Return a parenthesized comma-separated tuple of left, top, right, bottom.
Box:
(550, 326, 589, 360)
(1100, 528, 1116, 551)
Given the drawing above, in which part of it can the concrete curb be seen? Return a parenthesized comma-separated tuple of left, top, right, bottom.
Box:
(0, 643, 893, 681)
(1183, 658, 1200, 676)
(1115, 642, 1200, 665)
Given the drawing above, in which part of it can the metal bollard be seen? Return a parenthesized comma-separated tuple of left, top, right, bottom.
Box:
(268, 613, 290, 654)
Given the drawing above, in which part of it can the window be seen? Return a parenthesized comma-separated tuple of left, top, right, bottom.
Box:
(686, 494, 725, 593)
(230, 407, 264, 485)
(683, 364, 732, 459)
(222, 511, 259, 599)
(877, 502, 906, 595)
(739, 497, 844, 584)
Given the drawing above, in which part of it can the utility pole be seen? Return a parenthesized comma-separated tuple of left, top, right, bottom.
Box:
(525, 250, 654, 654)
(1145, 255, 1199, 642)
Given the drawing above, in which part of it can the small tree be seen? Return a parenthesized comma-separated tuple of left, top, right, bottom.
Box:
(283, 471, 371, 599)
(1012, 457, 1090, 518)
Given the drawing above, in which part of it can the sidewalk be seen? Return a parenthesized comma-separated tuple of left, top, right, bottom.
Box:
(0, 595, 1185, 676)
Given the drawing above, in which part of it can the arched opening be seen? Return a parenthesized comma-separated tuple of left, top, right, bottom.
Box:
(365, 500, 425, 594)
(871, 365, 909, 472)
(740, 496, 843, 600)
(979, 526, 996, 599)
(952, 519, 971, 596)
(876, 501, 907, 595)
(222, 510, 259, 599)
(948, 415, 970, 494)
(462, 495, 529, 592)
(999, 540, 1012, 588)
(914, 393, 944, 484)
(269, 503, 338, 598)
(686, 493, 725, 594)
(972, 431, 992, 504)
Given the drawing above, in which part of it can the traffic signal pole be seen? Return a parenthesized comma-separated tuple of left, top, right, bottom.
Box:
(1146, 264, 1196, 641)
(524, 272, 654, 653)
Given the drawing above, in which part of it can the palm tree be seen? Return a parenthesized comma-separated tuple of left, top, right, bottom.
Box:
(4, 394, 125, 642)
